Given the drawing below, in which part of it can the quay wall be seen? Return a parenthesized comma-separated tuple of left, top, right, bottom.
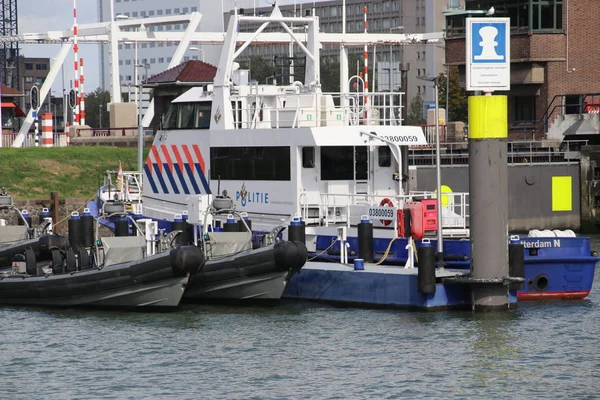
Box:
(414, 164, 582, 232)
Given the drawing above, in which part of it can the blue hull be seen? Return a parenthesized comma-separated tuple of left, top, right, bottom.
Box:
(87, 202, 597, 305)
(283, 262, 518, 310)
(310, 235, 599, 301)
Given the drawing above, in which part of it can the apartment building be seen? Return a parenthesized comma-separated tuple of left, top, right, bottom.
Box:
(98, 0, 450, 106)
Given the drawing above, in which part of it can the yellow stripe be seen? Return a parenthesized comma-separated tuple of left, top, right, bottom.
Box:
(552, 176, 572, 212)
(468, 96, 508, 139)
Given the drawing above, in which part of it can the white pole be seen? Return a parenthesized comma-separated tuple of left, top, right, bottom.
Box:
(434, 81, 443, 264)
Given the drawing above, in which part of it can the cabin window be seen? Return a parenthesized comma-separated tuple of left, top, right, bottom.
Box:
(179, 103, 196, 129)
(302, 147, 315, 168)
(321, 146, 368, 180)
(163, 102, 213, 130)
(210, 146, 291, 181)
(196, 103, 212, 129)
(164, 105, 178, 129)
(378, 146, 392, 167)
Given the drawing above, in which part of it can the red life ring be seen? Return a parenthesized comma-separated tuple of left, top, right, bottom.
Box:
(379, 198, 394, 226)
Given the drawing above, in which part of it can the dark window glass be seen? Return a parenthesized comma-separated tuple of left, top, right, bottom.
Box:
(513, 96, 536, 121)
(163, 102, 212, 129)
(321, 146, 368, 180)
(378, 146, 392, 167)
(164, 104, 178, 129)
(196, 103, 212, 129)
(541, 3, 553, 29)
(355, 147, 368, 180)
(321, 146, 354, 180)
(25, 63, 33, 70)
(210, 147, 291, 181)
(555, 3, 563, 30)
(302, 147, 315, 168)
(533, 3, 540, 30)
(178, 103, 195, 129)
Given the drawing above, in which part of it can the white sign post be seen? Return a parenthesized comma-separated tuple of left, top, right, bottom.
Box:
(466, 17, 510, 92)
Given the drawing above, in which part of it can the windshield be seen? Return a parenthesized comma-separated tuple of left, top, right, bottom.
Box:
(163, 102, 213, 130)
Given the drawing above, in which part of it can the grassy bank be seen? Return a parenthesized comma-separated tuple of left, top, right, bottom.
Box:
(0, 147, 145, 200)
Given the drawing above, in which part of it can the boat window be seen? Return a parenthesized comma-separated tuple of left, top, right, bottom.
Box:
(378, 146, 392, 167)
(321, 146, 354, 180)
(355, 147, 368, 180)
(210, 146, 291, 181)
(178, 103, 196, 129)
(163, 104, 178, 129)
(302, 147, 315, 168)
(195, 103, 212, 129)
(162, 102, 213, 130)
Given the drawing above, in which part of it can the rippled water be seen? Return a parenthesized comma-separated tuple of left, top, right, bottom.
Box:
(1, 240, 600, 399)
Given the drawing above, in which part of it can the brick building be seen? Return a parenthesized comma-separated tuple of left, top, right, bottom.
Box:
(445, 0, 600, 136)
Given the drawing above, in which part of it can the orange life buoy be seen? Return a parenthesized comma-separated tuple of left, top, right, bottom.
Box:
(404, 201, 425, 240)
(379, 198, 394, 226)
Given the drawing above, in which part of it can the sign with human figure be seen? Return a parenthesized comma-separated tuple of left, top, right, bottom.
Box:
(466, 18, 510, 91)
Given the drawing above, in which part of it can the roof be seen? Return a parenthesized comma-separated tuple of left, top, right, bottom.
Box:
(145, 61, 217, 85)
(1, 84, 23, 96)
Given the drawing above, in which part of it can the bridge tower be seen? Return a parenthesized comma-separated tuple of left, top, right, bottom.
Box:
(0, 0, 19, 89)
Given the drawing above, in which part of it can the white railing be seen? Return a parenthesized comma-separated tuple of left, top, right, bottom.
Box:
(0, 132, 69, 148)
(101, 170, 144, 215)
(230, 91, 403, 129)
(298, 190, 470, 231)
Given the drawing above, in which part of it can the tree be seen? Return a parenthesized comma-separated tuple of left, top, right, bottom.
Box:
(84, 88, 111, 128)
(320, 53, 362, 93)
(406, 95, 426, 125)
(240, 56, 275, 85)
(436, 66, 468, 123)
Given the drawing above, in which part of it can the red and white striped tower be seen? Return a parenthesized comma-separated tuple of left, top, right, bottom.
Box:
(363, 5, 369, 122)
(41, 113, 54, 147)
(73, 0, 80, 124)
(79, 58, 85, 125)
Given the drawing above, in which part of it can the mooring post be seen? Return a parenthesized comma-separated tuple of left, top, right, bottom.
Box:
(469, 94, 510, 311)
(50, 192, 60, 235)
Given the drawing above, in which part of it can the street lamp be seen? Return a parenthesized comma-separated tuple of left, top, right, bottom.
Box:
(417, 75, 444, 267)
(189, 46, 205, 62)
(135, 64, 149, 172)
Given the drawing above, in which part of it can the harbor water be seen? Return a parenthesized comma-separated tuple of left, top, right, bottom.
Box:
(1, 240, 600, 399)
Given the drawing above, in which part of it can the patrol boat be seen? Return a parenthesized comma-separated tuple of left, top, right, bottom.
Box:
(139, 2, 596, 309)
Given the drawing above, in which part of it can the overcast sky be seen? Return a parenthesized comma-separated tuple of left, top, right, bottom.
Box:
(19, 0, 99, 94)
(17, 0, 322, 94)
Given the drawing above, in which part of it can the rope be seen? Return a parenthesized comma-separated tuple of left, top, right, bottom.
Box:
(366, 236, 398, 266)
(308, 238, 339, 261)
(53, 194, 98, 227)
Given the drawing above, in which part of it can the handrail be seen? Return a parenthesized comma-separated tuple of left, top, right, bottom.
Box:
(297, 190, 470, 230)
(407, 139, 586, 166)
(538, 93, 600, 133)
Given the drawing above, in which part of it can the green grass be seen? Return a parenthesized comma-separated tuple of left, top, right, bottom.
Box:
(0, 147, 147, 200)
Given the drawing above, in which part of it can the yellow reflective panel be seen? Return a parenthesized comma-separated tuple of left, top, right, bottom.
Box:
(552, 176, 572, 212)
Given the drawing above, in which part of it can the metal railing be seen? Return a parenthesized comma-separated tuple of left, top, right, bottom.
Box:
(75, 127, 140, 137)
(0, 132, 68, 148)
(408, 140, 586, 166)
(229, 91, 403, 129)
(298, 190, 469, 230)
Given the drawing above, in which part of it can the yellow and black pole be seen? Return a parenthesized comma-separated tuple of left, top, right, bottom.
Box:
(468, 94, 510, 311)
